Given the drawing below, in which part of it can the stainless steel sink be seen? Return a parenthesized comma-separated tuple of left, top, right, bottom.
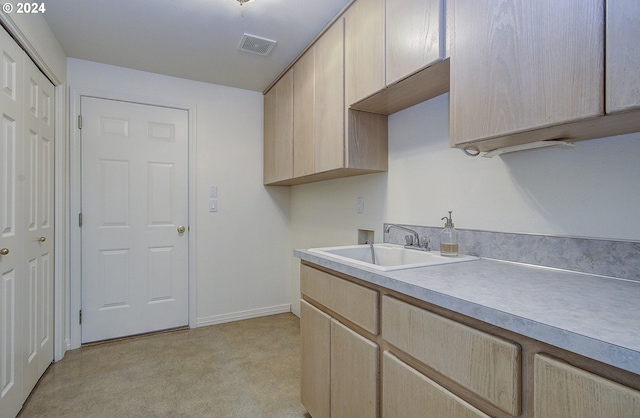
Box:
(308, 243, 478, 271)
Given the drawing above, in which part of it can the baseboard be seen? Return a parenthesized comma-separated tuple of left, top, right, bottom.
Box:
(196, 304, 292, 327)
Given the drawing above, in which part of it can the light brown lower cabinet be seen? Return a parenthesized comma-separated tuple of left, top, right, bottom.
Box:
(299, 262, 640, 418)
(383, 351, 490, 418)
(300, 300, 379, 418)
(534, 354, 640, 418)
(300, 300, 331, 418)
(331, 320, 379, 418)
(382, 295, 521, 416)
(300, 264, 380, 418)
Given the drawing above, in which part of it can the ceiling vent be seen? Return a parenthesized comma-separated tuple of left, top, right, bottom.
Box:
(238, 34, 277, 56)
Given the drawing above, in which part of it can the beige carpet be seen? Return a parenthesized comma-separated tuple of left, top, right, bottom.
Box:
(18, 313, 310, 418)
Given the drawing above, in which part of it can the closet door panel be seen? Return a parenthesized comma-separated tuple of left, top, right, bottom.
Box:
(1, 26, 54, 418)
(22, 53, 54, 399)
(0, 25, 25, 418)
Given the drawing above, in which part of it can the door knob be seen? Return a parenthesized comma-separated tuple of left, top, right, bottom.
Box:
(0, 248, 9, 256)
(177, 225, 186, 233)
(38, 236, 46, 243)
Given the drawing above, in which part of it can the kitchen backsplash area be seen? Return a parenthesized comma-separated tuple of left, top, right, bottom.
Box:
(384, 224, 640, 283)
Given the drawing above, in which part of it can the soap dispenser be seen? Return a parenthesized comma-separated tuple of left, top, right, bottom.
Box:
(440, 211, 458, 257)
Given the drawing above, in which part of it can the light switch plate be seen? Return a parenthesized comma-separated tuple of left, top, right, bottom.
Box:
(209, 185, 217, 198)
(357, 197, 364, 214)
(209, 198, 218, 212)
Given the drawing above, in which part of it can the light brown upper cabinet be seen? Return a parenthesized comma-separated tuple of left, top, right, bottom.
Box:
(450, 0, 640, 153)
(313, 19, 346, 174)
(264, 14, 387, 186)
(344, 0, 386, 107)
(450, 0, 604, 150)
(385, 0, 445, 86)
(293, 21, 344, 178)
(263, 69, 293, 184)
(606, 0, 640, 113)
(292, 48, 315, 178)
(349, 0, 450, 115)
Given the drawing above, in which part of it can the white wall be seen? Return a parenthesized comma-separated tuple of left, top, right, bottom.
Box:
(65, 59, 640, 322)
(67, 58, 292, 327)
(290, 93, 640, 315)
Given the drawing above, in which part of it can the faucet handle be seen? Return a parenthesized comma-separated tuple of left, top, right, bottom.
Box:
(420, 236, 430, 250)
(404, 235, 414, 246)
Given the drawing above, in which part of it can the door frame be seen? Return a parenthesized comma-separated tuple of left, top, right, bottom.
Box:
(68, 88, 198, 349)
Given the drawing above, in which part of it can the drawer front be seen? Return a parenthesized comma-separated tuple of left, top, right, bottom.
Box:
(534, 354, 640, 418)
(383, 351, 491, 418)
(382, 295, 521, 416)
(301, 265, 379, 334)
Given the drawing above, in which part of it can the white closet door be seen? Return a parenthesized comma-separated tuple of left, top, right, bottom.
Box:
(0, 25, 55, 418)
(0, 25, 25, 418)
(21, 57, 55, 396)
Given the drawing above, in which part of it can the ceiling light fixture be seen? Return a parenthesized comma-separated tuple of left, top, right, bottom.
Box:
(236, 0, 255, 5)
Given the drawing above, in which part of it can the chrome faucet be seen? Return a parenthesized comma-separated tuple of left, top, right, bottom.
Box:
(364, 240, 376, 265)
(384, 224, 430, 251)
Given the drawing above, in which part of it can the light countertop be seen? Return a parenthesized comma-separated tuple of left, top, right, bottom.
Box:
(294, 249, 640, 375)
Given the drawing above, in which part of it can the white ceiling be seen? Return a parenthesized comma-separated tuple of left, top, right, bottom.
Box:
(43, 0, 352, 92)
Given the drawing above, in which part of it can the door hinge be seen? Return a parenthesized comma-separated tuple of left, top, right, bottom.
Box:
(79, 213, 83, 227)
(79, 309, 82, 325)
(78, 114, 82, 129)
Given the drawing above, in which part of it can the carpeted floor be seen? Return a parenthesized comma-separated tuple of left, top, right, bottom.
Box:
(18, 313, 310, 418)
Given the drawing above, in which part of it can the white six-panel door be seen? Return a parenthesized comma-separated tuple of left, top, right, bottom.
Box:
(0, 25, 25, 418)
(1, 25, 54, 418)
(80, 97, 189, 343)
(22, 55, 55, 396)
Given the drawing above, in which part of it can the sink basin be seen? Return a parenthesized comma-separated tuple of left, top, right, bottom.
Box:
(308, 243, 478, 271)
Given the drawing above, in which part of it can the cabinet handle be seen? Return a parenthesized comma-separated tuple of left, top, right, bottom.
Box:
(38, 236, 46, 243)
(0, 248, 9, 256)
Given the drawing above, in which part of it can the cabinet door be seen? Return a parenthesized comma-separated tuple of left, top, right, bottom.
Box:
(344, 0, 385, 105)
(263, 69, 293, 184)
(331, 319, 379, 418)
(383, 352, 491, 418)
(314, 18, 345, 174)
(606, 0, 640, 113)
(382, 296, 520, 415)
(300, 300, 331, 418)
(450, 0, 604, 146)
(293, 49, 315, 178)
(534, 354, 640, 418)
(386, 0, 445, 86)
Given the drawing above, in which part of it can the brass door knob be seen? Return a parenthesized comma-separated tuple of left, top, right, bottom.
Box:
(177, 226, 186, 234)
(38, 236, 47, 243)
(0, 248, 9, 256)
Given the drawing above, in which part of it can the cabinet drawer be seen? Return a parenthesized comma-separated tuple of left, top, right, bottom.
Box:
(301, 265, 379, 335)
(534, 354, 640, 418)
(382, 296, 521, 416)
(383, 351, 490, 418)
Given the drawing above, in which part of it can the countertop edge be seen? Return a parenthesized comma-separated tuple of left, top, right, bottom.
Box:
(294, 249, 640, 375)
